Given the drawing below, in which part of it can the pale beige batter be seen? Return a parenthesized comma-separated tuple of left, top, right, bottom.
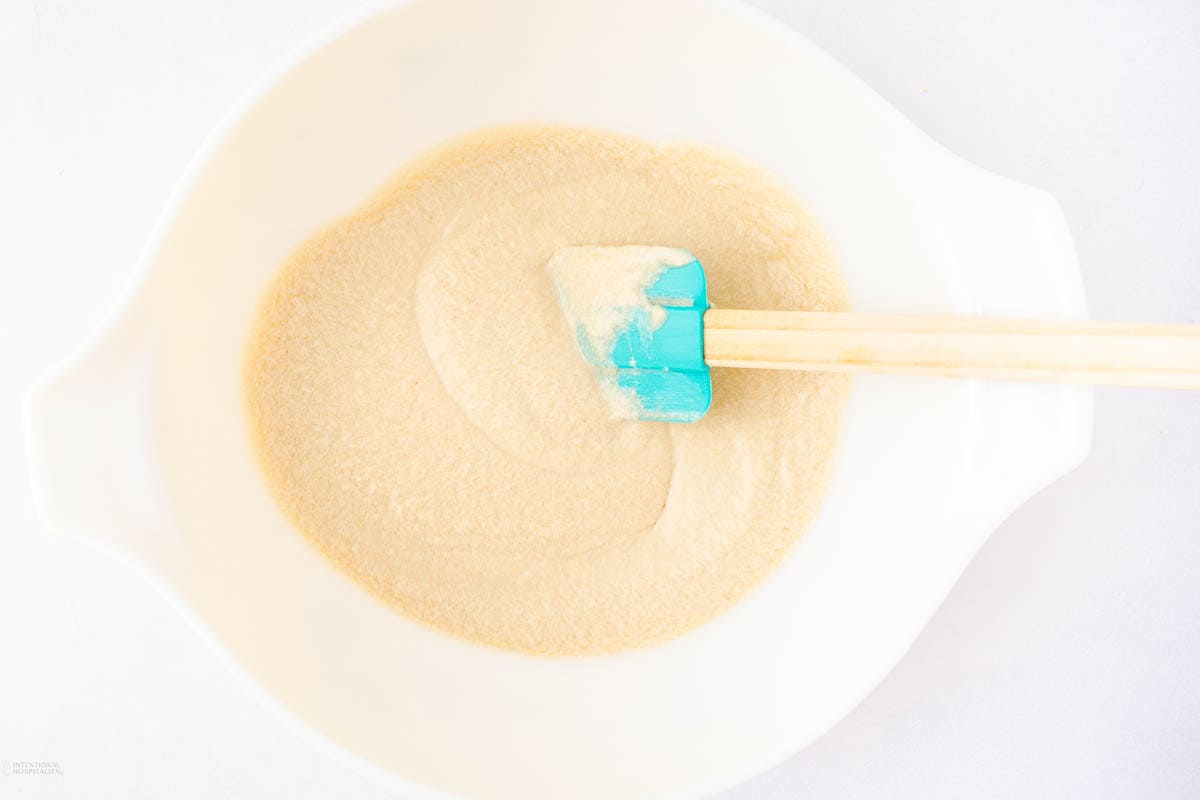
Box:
(244, 125, 849, 656)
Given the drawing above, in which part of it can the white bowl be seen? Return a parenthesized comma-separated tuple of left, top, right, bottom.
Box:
(24, 0, 1091, 797)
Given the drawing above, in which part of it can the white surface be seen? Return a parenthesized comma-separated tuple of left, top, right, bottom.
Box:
(1, 1, 1197, 798)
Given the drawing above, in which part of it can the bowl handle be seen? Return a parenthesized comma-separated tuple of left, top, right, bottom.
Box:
(23, 304, 181, 565)
(924, 157, 1094, 533)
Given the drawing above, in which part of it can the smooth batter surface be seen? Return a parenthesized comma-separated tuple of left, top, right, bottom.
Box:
(244, 126, 849, 656)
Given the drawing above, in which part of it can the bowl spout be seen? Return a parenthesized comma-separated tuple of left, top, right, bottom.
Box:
(24, 305, 180, 566)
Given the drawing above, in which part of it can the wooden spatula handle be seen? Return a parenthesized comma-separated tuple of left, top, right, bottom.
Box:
(703, 310, 1200, 389)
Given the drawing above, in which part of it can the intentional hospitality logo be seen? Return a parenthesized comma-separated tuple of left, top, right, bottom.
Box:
(2, 759, 64, 776)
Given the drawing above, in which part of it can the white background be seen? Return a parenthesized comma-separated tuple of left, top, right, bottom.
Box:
(2, 0, 1198, 797)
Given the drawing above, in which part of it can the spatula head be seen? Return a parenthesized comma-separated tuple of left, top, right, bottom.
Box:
(547, 246, 711, 423)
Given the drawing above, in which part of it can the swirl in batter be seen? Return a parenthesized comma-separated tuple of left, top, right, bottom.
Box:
(244, 125, 849, 656)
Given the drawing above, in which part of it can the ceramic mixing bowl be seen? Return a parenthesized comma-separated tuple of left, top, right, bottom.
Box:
(25, 0, 1091, 797)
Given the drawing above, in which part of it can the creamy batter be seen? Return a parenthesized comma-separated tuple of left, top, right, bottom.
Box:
(547, 245, 694, 418)
(244, 125, 849, 656)
(547, 245, 690, 353)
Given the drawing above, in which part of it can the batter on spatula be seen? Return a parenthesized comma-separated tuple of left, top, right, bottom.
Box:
(243, 125, 849, 656)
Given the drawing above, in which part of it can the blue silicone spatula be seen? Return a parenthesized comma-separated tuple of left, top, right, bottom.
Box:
(548, 246, 1200, 423)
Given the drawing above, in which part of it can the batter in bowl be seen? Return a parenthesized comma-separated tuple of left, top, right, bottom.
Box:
(244, 125, 849, 656)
